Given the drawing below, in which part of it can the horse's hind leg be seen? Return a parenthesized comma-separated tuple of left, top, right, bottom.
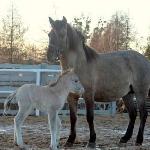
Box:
(135, 93, 148, 145)
(65, 94, 78, 147)
(120, 92, 137, 143)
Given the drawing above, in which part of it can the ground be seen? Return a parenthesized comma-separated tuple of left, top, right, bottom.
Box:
(0, 114, 150, 150)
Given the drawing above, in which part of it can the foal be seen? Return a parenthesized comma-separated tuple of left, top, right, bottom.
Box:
(4, 70, 84, 150)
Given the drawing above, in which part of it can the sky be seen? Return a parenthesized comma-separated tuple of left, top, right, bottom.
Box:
(0, 0, 150, 46)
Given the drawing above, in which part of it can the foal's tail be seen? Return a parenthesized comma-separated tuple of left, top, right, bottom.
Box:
(3, 91, 17, 115)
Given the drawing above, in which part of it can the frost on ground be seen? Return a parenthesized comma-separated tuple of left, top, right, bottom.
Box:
(0, 114, 150, 149)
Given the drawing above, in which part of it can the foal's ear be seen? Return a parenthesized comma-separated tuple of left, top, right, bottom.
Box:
(69, 68, 74, 73)
(63, 16, 67, 24)
(49, 17, 55, 28)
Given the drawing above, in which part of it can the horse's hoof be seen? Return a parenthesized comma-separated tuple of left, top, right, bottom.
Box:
(86, 142, 96, 149)
(64, 142, 73, 147)
(135, 142, 142, 146)
(119, 138, 127, 143)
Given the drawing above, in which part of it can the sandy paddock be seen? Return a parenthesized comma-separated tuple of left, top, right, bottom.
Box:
(0, 114, 150, 150)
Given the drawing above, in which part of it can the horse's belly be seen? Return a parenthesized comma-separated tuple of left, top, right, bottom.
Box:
(94, 88, 129, 102)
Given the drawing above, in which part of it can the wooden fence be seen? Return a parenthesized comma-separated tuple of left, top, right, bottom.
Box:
(0, 63, 116, 116)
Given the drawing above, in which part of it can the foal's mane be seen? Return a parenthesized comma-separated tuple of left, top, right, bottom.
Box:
(49, 69, 71, 87)
(67, 23, 98, 62)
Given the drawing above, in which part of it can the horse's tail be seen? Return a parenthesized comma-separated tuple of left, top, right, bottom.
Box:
(3, 91, 17, 115)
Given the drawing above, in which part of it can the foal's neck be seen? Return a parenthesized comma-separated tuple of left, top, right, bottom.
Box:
(49, 77, 70, 98)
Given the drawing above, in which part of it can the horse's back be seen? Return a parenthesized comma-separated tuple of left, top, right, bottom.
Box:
(97, 50, 150, 74)
(91, 50, 150, 100)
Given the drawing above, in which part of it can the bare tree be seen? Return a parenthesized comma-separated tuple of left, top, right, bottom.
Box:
(90, 11, 134, 53)
(144, 35, 150, 59)
(0, 4, 27, 63)
(72, 14, 91, 42)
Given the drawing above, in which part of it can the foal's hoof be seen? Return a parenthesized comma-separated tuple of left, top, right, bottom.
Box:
(49, 146, 58, 150)
(64, 142, 73, 147)
(21, 145, 31, 150)
(14, 144, 31, 150)
(14, 141, 18, 146)
(86, 142, 96, 149)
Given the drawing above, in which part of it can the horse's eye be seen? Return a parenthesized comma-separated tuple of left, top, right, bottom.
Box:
(59, 32, 65, 38)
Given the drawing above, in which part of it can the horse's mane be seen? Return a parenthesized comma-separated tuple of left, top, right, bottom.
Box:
(67, 24, 98, 63)
(49, 69, 71, 87)
(82, 43, 98, 62)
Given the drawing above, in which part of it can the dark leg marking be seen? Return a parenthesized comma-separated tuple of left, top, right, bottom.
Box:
(65, 94, 78, 147)
(135, 94, 148, 145)
(120, 92, 137, 143)
(85, 94, 96, 148)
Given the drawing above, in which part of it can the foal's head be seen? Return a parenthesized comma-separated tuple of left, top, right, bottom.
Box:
(64, 69, 84, 95)
(50, 69, 84, 95)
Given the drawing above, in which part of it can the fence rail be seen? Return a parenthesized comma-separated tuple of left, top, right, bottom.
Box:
(0, 64, 116, 116)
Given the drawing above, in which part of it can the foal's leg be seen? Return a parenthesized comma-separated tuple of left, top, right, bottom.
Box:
(48, 110, 57, 150)
(135, 93, 148, 145)
(65, 94, 78, 147)
(14, 105, 32, 147)
(120, 92, 137, 143)
(56, 114, 62, 147)
(85, 94, 96, 148)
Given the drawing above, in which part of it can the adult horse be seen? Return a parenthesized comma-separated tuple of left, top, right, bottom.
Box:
(47, 16, 150, 148)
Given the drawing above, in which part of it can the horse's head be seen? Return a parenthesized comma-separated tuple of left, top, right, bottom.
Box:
(47, 16, 68, 63)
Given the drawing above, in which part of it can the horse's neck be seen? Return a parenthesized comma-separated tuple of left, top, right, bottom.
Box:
(60, 55, 69, 71)
(64, 25, 87, 69)
(60, 47, 87, 72)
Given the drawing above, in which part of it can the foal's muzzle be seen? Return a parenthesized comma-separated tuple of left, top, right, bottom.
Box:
(75, 87, 85, 98)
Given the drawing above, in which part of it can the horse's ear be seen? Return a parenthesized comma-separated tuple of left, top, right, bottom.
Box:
(49, 17, 55, 28)
(63, 16, 67, 24)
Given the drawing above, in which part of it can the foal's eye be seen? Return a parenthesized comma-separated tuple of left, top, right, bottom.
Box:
(74, 80, 78, 83)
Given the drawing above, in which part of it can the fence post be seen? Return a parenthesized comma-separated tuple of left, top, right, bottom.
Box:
(35, 70, 40, 116)
(111, 101, 116, 117)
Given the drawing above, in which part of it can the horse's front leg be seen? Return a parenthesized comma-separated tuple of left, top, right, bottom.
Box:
(85, 93, 96, 148)
(65, 93, 78, 147)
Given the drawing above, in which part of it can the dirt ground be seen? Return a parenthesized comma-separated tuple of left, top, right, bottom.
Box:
(0, 114, 150, 150)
